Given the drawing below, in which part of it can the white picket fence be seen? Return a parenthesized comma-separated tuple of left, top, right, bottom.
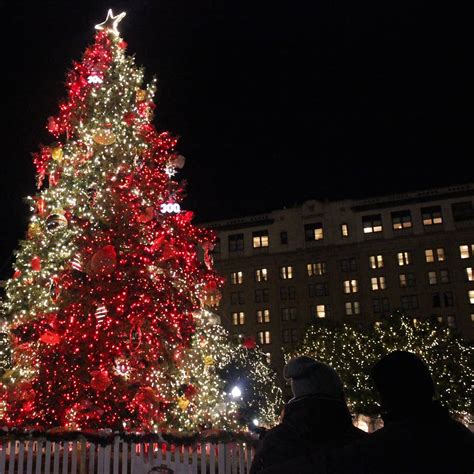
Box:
(0, 436, 256, 473)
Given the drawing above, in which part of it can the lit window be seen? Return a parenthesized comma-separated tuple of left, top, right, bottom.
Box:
(446, 316, 456, 328)
(231, 312, 245, 326)
(371, 276, 386, 291)
(255, 268, 268, 282)
(257, 309, 270, 324)
(399, 273, 415, 288)
(254, 289, 269, 303)
(341, 224, 349, 237)
(369, 255, 384, 269)
(437, 248, 446, 261)
(281, 307, 297, 321)
(466, 267, 474, 282)
(228, 233, 244, 252)
(280, 266, 293, 280)
(316, 305, 326, 318)
(459, 244, 473, 259)
(305, 223, 324, 241)
(425, 249, 434, 263)
(471, 314, 474, 322)
(469, 290, 474, 304)
(425, 248, 445, 263)
(253, 230, 269, 248)
(257, 331, 271, 345)
(428, 271, 437, 285)
(391, 210, 412, 230)
(345, 301, 361, 315)
(307, 262, 326, 276)
(343, 279, 358, 294)
(363, 214, 383, 234)
(440, 270, 450, 283)
(421, 206, 443, 226)
(230, 271, 243, 285)
(398, 251, 411, 266)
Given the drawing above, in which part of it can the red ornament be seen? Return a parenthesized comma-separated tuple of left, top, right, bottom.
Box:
(184, 384, 198, 399)
(118, 40, 128, 49)
(90, 370, 111, 391)
(39, 330, 61, 346)
(35, 197, 46, 215)
(138, 206, 154, 223)
(90, 245, 117, 275)
(31, 256, 41, 272)
(13, 270, 21, 279)
(242, 336, 257, 350)
(123, 112, 135, 126)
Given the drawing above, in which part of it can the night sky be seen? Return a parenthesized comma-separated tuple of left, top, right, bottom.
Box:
(0, 0, 472, 278)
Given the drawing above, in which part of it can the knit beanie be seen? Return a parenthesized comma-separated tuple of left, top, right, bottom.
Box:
(284, 356, 344, 400)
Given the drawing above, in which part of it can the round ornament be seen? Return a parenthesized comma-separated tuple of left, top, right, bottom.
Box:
(90, 245, 117, 275)
(50, 146, 64, 162)
(31, 256, 41, 272)
(93, 127, 116, 146)
(90, 370, 111, 391)
(46, 210, 68, 233)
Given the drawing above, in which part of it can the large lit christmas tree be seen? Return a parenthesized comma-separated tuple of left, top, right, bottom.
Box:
(0, 10, 281, 433)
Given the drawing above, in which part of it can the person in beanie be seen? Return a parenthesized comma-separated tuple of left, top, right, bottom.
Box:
(249, 356, 367, 474)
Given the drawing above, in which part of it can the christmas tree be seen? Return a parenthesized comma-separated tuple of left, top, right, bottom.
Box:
(288, 312, 472, 423)
(0, 10, 281, 433)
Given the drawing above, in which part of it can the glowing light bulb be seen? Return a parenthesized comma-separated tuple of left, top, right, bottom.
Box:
(231, 386, 242, 398)
(252, 418, 259, 426)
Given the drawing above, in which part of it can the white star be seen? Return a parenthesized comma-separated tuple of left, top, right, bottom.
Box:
(95, 9, 126, 37)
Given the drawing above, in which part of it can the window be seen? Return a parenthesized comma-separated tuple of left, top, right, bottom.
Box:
(282, 329, 299, 343)
(280, 286, 296, 300)
(469, 290, 474, 304)
(307, 262, 326, 276)
(391, 210, 412, 230)
(440, 270, 450, 283)
(371, 276, 386, 291)
(343, 279, 358, 294)
(425, 248, 445, 263)
(230, 271, 243, 285)
(428, 271, 437, 285)
(373, 298, 390, 313)
(432, 293, 441, 308)
(341, 258, 357, 272)
(305, 223, 324, 241)
(451, 201, 474, 222)
(459, 244, 474, 259)
(369, 255, 384, 269)
(466, 267, 474, 282)
(315, 304, 326, 318)
(254, 289, 269, 303)
(280, 231, 288, 245)
(341, 224, 349, 237)
(281, 307, 297, 321)
(255, 268, 268, 282)
(421, 206, 443, 226)
(309, 283, 329, 297)
(401, 295, 419, 310)
(444, 292, 454, 307)
(231, 292, 244, 305)
(232, 312, 245, 325)
(362, 214, 383, 234)
(253, 230, 269, 248)
(228, 233, 244, 252)
(280, 265, 293, 280)
(446, 316, 456, 328)
(257, 331, 271, 345)
(345, 301, 361, 315)
(399, 273, 416, 288)
(257, 309, 270, 324)
(398, 251, 412, 266)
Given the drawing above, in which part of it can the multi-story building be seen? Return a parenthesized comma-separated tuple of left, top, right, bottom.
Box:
(204, 183, 474, 383)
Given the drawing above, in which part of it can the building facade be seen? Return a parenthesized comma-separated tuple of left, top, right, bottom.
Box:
(204, 183, 474, 382)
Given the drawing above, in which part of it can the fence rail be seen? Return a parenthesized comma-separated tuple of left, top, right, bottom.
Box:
(0, 436, 256, 474)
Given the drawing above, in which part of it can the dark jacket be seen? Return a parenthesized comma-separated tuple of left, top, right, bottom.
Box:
(326, 401, 474, 474)
(249, 394, 367, 474)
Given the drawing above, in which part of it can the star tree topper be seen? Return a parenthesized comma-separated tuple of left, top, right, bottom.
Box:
(95, 9, 126, 37)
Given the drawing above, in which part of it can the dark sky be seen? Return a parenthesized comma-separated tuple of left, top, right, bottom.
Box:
(0, 0, 472, 277)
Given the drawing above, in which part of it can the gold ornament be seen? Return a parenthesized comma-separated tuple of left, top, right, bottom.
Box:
(27, 222, 42, 239)
(93, 128, 116, 146)
(203, 355, 215, 366)
(136, 88, 147, 102)
(177, 396, 190, 411)
(51, 146, 64, 162)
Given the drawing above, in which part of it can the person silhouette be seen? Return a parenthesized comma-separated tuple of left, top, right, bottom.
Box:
(250, 356, 367, 474)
